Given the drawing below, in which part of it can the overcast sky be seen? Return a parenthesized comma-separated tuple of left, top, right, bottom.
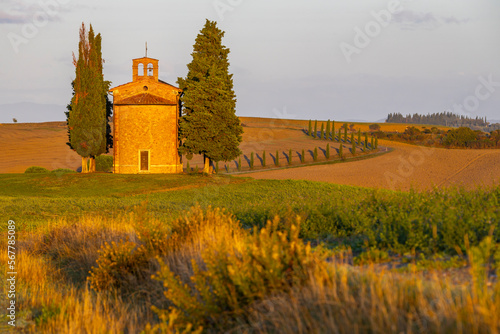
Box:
(0, 0, 499, 123)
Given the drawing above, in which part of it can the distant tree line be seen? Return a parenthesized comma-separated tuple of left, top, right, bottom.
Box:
(385, 112, 500, 131)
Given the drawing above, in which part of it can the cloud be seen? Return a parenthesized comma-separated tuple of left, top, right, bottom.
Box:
(0, 0, 67, 24)
(392, 10, 469, 31)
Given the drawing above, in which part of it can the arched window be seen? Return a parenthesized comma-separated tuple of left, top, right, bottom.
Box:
(138, 63, 144, 76)
(147, 63, 154, 76)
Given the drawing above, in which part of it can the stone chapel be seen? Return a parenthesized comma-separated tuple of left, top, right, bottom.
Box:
(109, 57, 183, 174)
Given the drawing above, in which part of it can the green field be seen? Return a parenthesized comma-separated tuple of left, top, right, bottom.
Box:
(1, 173, 499, 332)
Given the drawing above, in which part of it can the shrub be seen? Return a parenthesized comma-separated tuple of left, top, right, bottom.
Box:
(51, 168, 76, 174)
(25, 166, 50, 173)
(95, 155, 113, 172)
(150, 216, 328, 332)
(88, 240, 150, 294)
(369, 123, 381, 131)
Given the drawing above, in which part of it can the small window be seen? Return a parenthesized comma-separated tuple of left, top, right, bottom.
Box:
(147, 63, 154, 76)
(140, 150, 149, 171)
(138, 63, 144, 76)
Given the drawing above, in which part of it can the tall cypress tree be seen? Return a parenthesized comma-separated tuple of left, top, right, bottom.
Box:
(308, 120, 312, 136)
(326, 120, 330, 140)
(69, 23, 109, 173)
(332, 121, 335, 141)
(177, 19, 242, 174)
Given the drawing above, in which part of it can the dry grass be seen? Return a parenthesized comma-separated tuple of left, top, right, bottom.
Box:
(240, 264, 500, 334)
(0, 206, 499, 332)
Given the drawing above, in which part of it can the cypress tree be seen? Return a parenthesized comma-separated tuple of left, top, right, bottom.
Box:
(326, 120, 330, 140)
(375, 137, 379, 149)
(320, 123, 324, 141)
(69, 23, 109, 173)
(178, 19, 242, 174)
(344, 124, 348, 143)
(262, 150, 266, 167)
(338, 128, 341, 143)
(301, 149, 305, 163)
(215, 161, 219, 173)
(308, 120, 312, 136)
(186, 161, 190, 172)
(313, 147, 318, 161)
(288, 149, 292, 165)
(275, 150, 280, 166)
(352, 135, 356, 155)
(250, 152, 254, 169)
(238, 157, 242, 171)
(371, 136, 374, 150)
(364, 133, 368, 150)
(313, 120, 317, 138)
(339, 144, 343, 158)
(358, 128, 361, 144)
(332, 121, 335, 141)
(326, 143, 330, 159)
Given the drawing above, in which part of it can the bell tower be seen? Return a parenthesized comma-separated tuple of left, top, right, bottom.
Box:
(132, 57, 159, 82)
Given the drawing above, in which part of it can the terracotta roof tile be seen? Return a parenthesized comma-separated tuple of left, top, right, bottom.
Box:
(115, 93, 176, 105)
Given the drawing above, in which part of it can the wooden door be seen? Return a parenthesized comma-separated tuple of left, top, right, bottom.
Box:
(140, 151, 149, 171)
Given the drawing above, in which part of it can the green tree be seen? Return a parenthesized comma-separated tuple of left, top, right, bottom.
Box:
(238, 157, 242, 171)
(344, 124, 348, 143)
(288, 149, 292, 165)
(320, 123, 324, 141)
(275, 150, 280, 167)
(371, 136, 374, 150)
(375, 137, 379, 149)
(326, 143, 330, 159)
(339, 144, 343, 158)
(308, 120, 312, 136)
(331, 120, 335, 141)
(351, 133, 356, 155)
(364, 133, 368, 149)
(262, 150, 266, 167)
(313, 120, 317, 138)
(325, 120, 330, 140)
(250, 152, 254, 169)
(357, 128, 361, 144)
(69, 23, 110, 173)
(313, 147, 318, 161)
(338, 128, 341, 143)
(177, 19, 243, 174)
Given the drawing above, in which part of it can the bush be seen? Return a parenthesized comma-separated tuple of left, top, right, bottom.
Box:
(369, 123, 381, 131)
(150, 216, 328, 332)
(51, 168, 76, 174)
(25, 166, 50, 173)
(95, 155, 113, 172)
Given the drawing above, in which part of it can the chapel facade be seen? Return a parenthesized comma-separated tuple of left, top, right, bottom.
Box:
(109, 57, 183, 174)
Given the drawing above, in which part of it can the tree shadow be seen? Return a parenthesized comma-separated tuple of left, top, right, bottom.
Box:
(282, 151, 290, 163)
(318, 147, 326, 158)
(256, 153, 263, 165)
(296, 150, 303, 162)
(270, 153, 277, 165)
(243, 154, 251, 167)
(307, 150, 314, 159)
